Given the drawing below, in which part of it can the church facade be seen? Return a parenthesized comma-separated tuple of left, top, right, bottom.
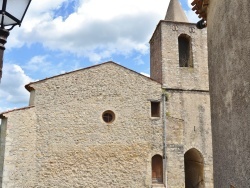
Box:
(0, 1, 213, 187)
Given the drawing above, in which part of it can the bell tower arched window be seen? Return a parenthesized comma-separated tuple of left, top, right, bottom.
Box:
(178, 34, 193, 67)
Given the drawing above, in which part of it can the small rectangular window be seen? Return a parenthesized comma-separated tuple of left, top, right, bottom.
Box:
(151, 102, 160, 117)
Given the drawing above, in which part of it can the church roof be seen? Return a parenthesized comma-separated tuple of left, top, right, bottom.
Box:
(165, 0, 189, 22)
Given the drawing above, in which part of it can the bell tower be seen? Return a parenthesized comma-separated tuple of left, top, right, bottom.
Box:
(150, 0, 213, 187)
(150, 0, 208, 90)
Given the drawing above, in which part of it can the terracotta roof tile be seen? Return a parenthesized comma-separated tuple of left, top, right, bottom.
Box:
(191, 0, 209, 20)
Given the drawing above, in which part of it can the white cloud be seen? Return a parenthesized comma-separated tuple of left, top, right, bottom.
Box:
(5, 0, 199, 64)
(185, 10, 199, 23)
(24, 55, 50, 71)
(7, 0, 170, 63)
(140, 72, 150, 77)
(134, 55, 145, 65)
(0, 64, 33, 107)
(187, 0, 193, 8)
(21, 55, 73, 77)
(186, 0, 199, 23)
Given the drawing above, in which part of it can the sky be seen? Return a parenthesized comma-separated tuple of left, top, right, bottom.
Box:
(0, 0, 198, 113)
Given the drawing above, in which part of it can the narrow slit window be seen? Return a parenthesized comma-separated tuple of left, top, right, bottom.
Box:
(178, 34, 193, 67)
(151, 102, 160, 117)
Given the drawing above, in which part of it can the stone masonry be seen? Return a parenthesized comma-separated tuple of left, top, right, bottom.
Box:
(1, 63, 163, 187)
(206, 0, 250, 187)
(0, 1, 214, 187)
(150, 1, 213, 186)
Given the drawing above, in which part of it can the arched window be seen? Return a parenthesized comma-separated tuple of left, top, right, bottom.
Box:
(184, 148, 204, 188)
(152, 155, 163, 184)
(178, 34, 193, 67)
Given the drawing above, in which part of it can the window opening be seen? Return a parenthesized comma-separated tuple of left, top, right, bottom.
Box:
(178, 34, 193, 67)
(102, 110, 115, 123)
(151, 102, 160, 117)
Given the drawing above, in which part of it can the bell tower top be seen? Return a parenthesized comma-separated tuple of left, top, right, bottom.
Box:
(150, 0, 208, 91)
(165, 0, 189, 22)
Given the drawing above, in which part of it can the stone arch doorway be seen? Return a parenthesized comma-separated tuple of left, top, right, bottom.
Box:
(184, 148, 204, 188)
(152, 154, 163, 183)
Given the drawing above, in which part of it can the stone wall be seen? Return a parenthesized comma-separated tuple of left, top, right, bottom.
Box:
(151, 21, 208, 90)
(0, 107, 37, 188)
(166, 91, 213, 188)
(150, 23, 163, 84)
(1, 62, 163, 187)
(207, 0, 250, 187)
(150, 18, 213, 187)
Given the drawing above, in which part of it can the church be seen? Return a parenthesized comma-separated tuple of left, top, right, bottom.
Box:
(0, 0, 213, 187)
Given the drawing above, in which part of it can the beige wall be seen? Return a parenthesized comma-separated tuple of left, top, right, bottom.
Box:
(150, 19, 213, 187)
(0, 108, 37, 188)
(151, 21, 209, 91)
(166, 91, 213, 187)
(207, 0, 250, 187)
(150, 23, 163, 84)
(1, 62, 164, 187)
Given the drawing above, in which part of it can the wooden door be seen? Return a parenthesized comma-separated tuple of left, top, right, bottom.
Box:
(152, 155, 163, 183)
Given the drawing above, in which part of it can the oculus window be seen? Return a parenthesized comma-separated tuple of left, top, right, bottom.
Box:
(102, 110, 115, 123)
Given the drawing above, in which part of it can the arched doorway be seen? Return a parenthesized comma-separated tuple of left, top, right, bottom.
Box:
(152, 155, 163, 183)
(184, 148, 204, 188)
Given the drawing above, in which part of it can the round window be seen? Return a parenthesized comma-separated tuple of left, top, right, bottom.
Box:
(102, 110, 115, 123)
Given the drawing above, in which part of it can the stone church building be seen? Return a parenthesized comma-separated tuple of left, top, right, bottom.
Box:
(0, 0, 213, 187)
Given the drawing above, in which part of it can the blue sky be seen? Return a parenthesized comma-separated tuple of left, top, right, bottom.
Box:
(0, 0, 198, 112)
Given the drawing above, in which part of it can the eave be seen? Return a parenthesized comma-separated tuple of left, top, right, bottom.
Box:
(191, 0, 209, 20)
